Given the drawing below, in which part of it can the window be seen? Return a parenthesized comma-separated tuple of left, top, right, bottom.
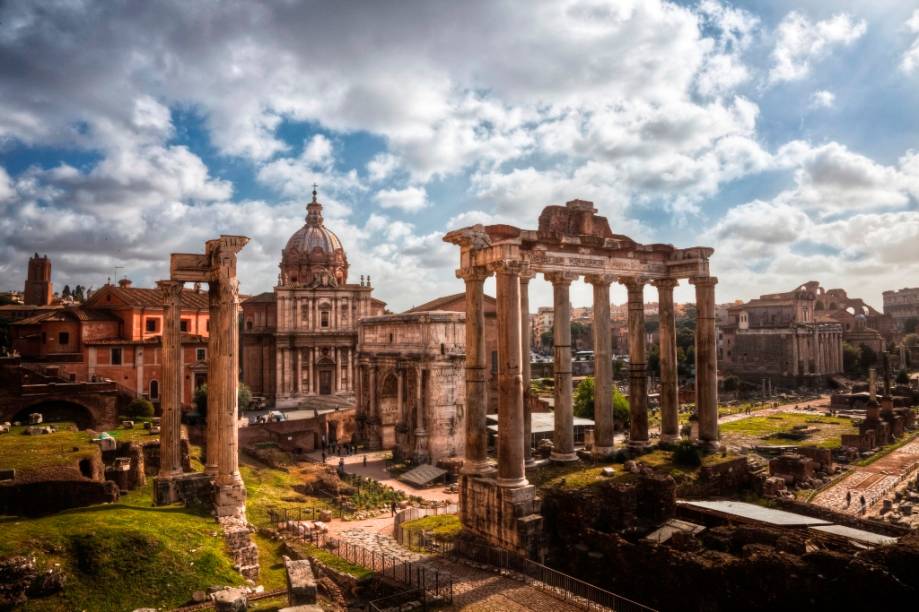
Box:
(491, 350, 498, 374)
(111, 348, 123, 365)
(321, 310, 329, 328)
(146, 318, 157, 332)
(180, 319, 190, 332)
(246, 320, 253, 330)
(196, 348, 206, 361)
(149, 380, 159, 400)
(58, 331, 70, 345)
(206, 320, 210, 332)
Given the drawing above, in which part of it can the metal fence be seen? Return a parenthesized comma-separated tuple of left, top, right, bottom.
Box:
(452, 540, 656, 612)
(265, 506, 453, 605)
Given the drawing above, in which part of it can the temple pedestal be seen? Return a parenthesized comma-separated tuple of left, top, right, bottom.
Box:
(458, 474, 544, 560)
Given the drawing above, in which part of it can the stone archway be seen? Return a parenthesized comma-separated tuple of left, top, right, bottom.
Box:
(378, 372, 399, 448)
(14, 399, 95, 430)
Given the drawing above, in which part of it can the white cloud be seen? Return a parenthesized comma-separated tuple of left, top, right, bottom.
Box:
(374, 186, 429, 213)
(810, 90, 835, 109)
(366, 153, 400, 182)
(901, 10, 919, 74)
(769, 11, 866, 84)
(302, 134, 333, 166)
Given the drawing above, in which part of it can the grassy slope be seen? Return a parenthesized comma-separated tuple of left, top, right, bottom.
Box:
(720, 413, 857, 449)
(0, 424, 97, 473)
(0, 481, 243, 612)
(399, 514, 462, 541)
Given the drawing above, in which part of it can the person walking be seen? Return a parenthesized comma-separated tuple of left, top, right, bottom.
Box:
(390, 500, 397, 516)
(846, 490, 852, 507)
(363, 454, 368, 467)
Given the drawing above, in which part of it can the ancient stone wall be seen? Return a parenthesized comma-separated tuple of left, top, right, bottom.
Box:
(0, 480, 119, 516)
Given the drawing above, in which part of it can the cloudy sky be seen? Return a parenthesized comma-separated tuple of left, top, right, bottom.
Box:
(2, 0, 919, 312)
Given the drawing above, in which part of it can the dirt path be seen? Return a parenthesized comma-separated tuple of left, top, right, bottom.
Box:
(811, 433, 919, 515)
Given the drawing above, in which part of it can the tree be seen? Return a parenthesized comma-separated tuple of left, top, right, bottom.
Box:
(647, 343, 660, 377)
(573, 376, 629, 430)
(126, 398, 154, 418)
(72, 285, 85, 302)
(194, 382, 253, 417)
(62, 285, 72, 300)
(903, 333, 919, 348)
(896, 369, 910, 385)
(540, 330, 553, 353)
(842, 342, 861, 376)
(904, 317, 919, 334)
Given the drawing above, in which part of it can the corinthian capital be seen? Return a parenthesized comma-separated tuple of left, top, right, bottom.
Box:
(156, 280, 184, 304)
(620, 276, 648, 291)
(456, 266, 491, 283)
(543, 271, 579, 286)
(652, 278, 679, 291)
(689, 276, 718, 288)
(585, 273, 616, 287)
(488, 260, 525, 276)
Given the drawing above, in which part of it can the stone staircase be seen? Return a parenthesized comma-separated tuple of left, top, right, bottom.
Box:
(219, 517, 260, 580)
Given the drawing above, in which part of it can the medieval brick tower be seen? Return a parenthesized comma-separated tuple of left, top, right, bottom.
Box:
(24, 253, 52, 306)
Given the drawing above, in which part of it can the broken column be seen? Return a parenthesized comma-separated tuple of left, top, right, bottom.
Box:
(587, 273, 615, 456)
(624, 277, 649, 449)
(458, 266, 492, 475)
(547, 270, 578, 462)
(692, 276, 719, 448)
(655, 278, 680, 444)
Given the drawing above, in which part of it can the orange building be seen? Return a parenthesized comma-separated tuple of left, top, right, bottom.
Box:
(10, 278, 210, 407)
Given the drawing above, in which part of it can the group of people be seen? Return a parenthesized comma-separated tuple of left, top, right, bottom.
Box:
(845, 490, 869, 513)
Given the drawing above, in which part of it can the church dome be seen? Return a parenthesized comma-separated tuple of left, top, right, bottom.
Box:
(279, 189, 349, 287)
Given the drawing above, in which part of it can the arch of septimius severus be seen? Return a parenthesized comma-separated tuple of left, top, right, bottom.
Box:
(445, 199, 717, 558)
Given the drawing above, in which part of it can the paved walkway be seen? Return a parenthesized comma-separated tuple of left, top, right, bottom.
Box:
(812, 434, 919, 515)
(335, 530, 583, 611)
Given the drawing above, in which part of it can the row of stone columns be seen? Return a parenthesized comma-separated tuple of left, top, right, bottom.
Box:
(460, 263, 721, 486)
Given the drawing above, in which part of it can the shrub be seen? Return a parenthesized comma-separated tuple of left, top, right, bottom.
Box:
(672, 440, 702, 467)
(126, 398, 154, 418)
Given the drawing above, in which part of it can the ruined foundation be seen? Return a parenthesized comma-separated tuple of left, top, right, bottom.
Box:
(458, 475, 544, 559)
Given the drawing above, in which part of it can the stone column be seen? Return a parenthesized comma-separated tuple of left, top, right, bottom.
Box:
(624, 277, 649, 449)
(458, 267, 492, 475)
(347, 348, 353, 392)
(654, 278, 680, 444)
(587, 274, 615, 456)
(414, 364, 429, 463)
(519, 269, 535, 466)
(397, 369, 405, 422)
(205, 283, 221, 475)
(546, 271, 578, 463)
(494, 261, 528, 486)
(213, 239, 247, 518)
(157, 280, 184, 477)
(295, 349, 302, 394)
(691, 276, 719, 448)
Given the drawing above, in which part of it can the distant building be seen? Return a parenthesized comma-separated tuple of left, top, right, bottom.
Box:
(883, 287, 919, 331)
(241, 191, 386, 408)
(8, 274, 209, 407)
(719, 282, 844, 383)
(24, 253, 53, 306)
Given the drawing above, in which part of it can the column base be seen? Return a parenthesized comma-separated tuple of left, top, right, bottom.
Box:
(458, 475, 544, 560)
(524, 456, 537, 467)
(659, 433, 680, 445)
(628, 439, 650, 452)
(462, 459, 496, 476)
(550, 451, 579, 463)
(497, 475, 529, 489)
(593, 445, 615, 459)
(215, 474, 247, 519)
(699, 439, 721, 452)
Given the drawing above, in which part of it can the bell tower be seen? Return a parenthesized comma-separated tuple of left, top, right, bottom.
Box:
(24, 253, 53, 306)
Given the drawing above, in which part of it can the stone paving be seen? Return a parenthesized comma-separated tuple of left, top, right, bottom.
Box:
(812, 434, 919, 515)
(335, 530, 583, 611)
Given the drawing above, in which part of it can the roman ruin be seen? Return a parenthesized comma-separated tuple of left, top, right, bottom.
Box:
(445, 199, 719, 556)
(153, 235, 249, 519)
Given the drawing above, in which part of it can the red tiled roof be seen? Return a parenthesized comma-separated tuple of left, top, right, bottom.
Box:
(83, 333, 208, 346)
(404, 292, 496, 314)
(244, 292, 276, 304)
(12, 307, 120, 326)
(86, 285, 210, 309)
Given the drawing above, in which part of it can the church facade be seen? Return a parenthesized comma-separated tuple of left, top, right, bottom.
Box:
(241, 191, 385, 407)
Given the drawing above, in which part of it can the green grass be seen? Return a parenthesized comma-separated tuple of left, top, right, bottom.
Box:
(400, 514, 462, 542)
(720, 413, 857, 449)
(287, 541, 372, 580)
(241, 462, 332, 526)
(0, 423, 98, 474)
(0, 481, 243, 611)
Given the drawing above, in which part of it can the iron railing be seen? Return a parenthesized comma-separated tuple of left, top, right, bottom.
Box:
(452, 540, 656, 612)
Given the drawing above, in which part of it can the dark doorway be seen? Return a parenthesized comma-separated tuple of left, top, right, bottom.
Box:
(194, 373, 207, 390)
(328, 421, 338, 443)
(319, 369, 332, 395)
(15, 400, 95, 430)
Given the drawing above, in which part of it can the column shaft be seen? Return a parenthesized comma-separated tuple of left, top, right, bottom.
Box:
(206, 283, 221, 474)
(692, 276, 719, 447)
(414, 365, 429, 462)
(520, 273, 534, 465)
(495, 262, 527, 486)
(547, 271, 577, 462)
(655, 279, 680, 443)
(158, 280, 184, 477)
(625, 278, 649, 448)
(588, 275, 615, 455)
(458, 267, 491, 474)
